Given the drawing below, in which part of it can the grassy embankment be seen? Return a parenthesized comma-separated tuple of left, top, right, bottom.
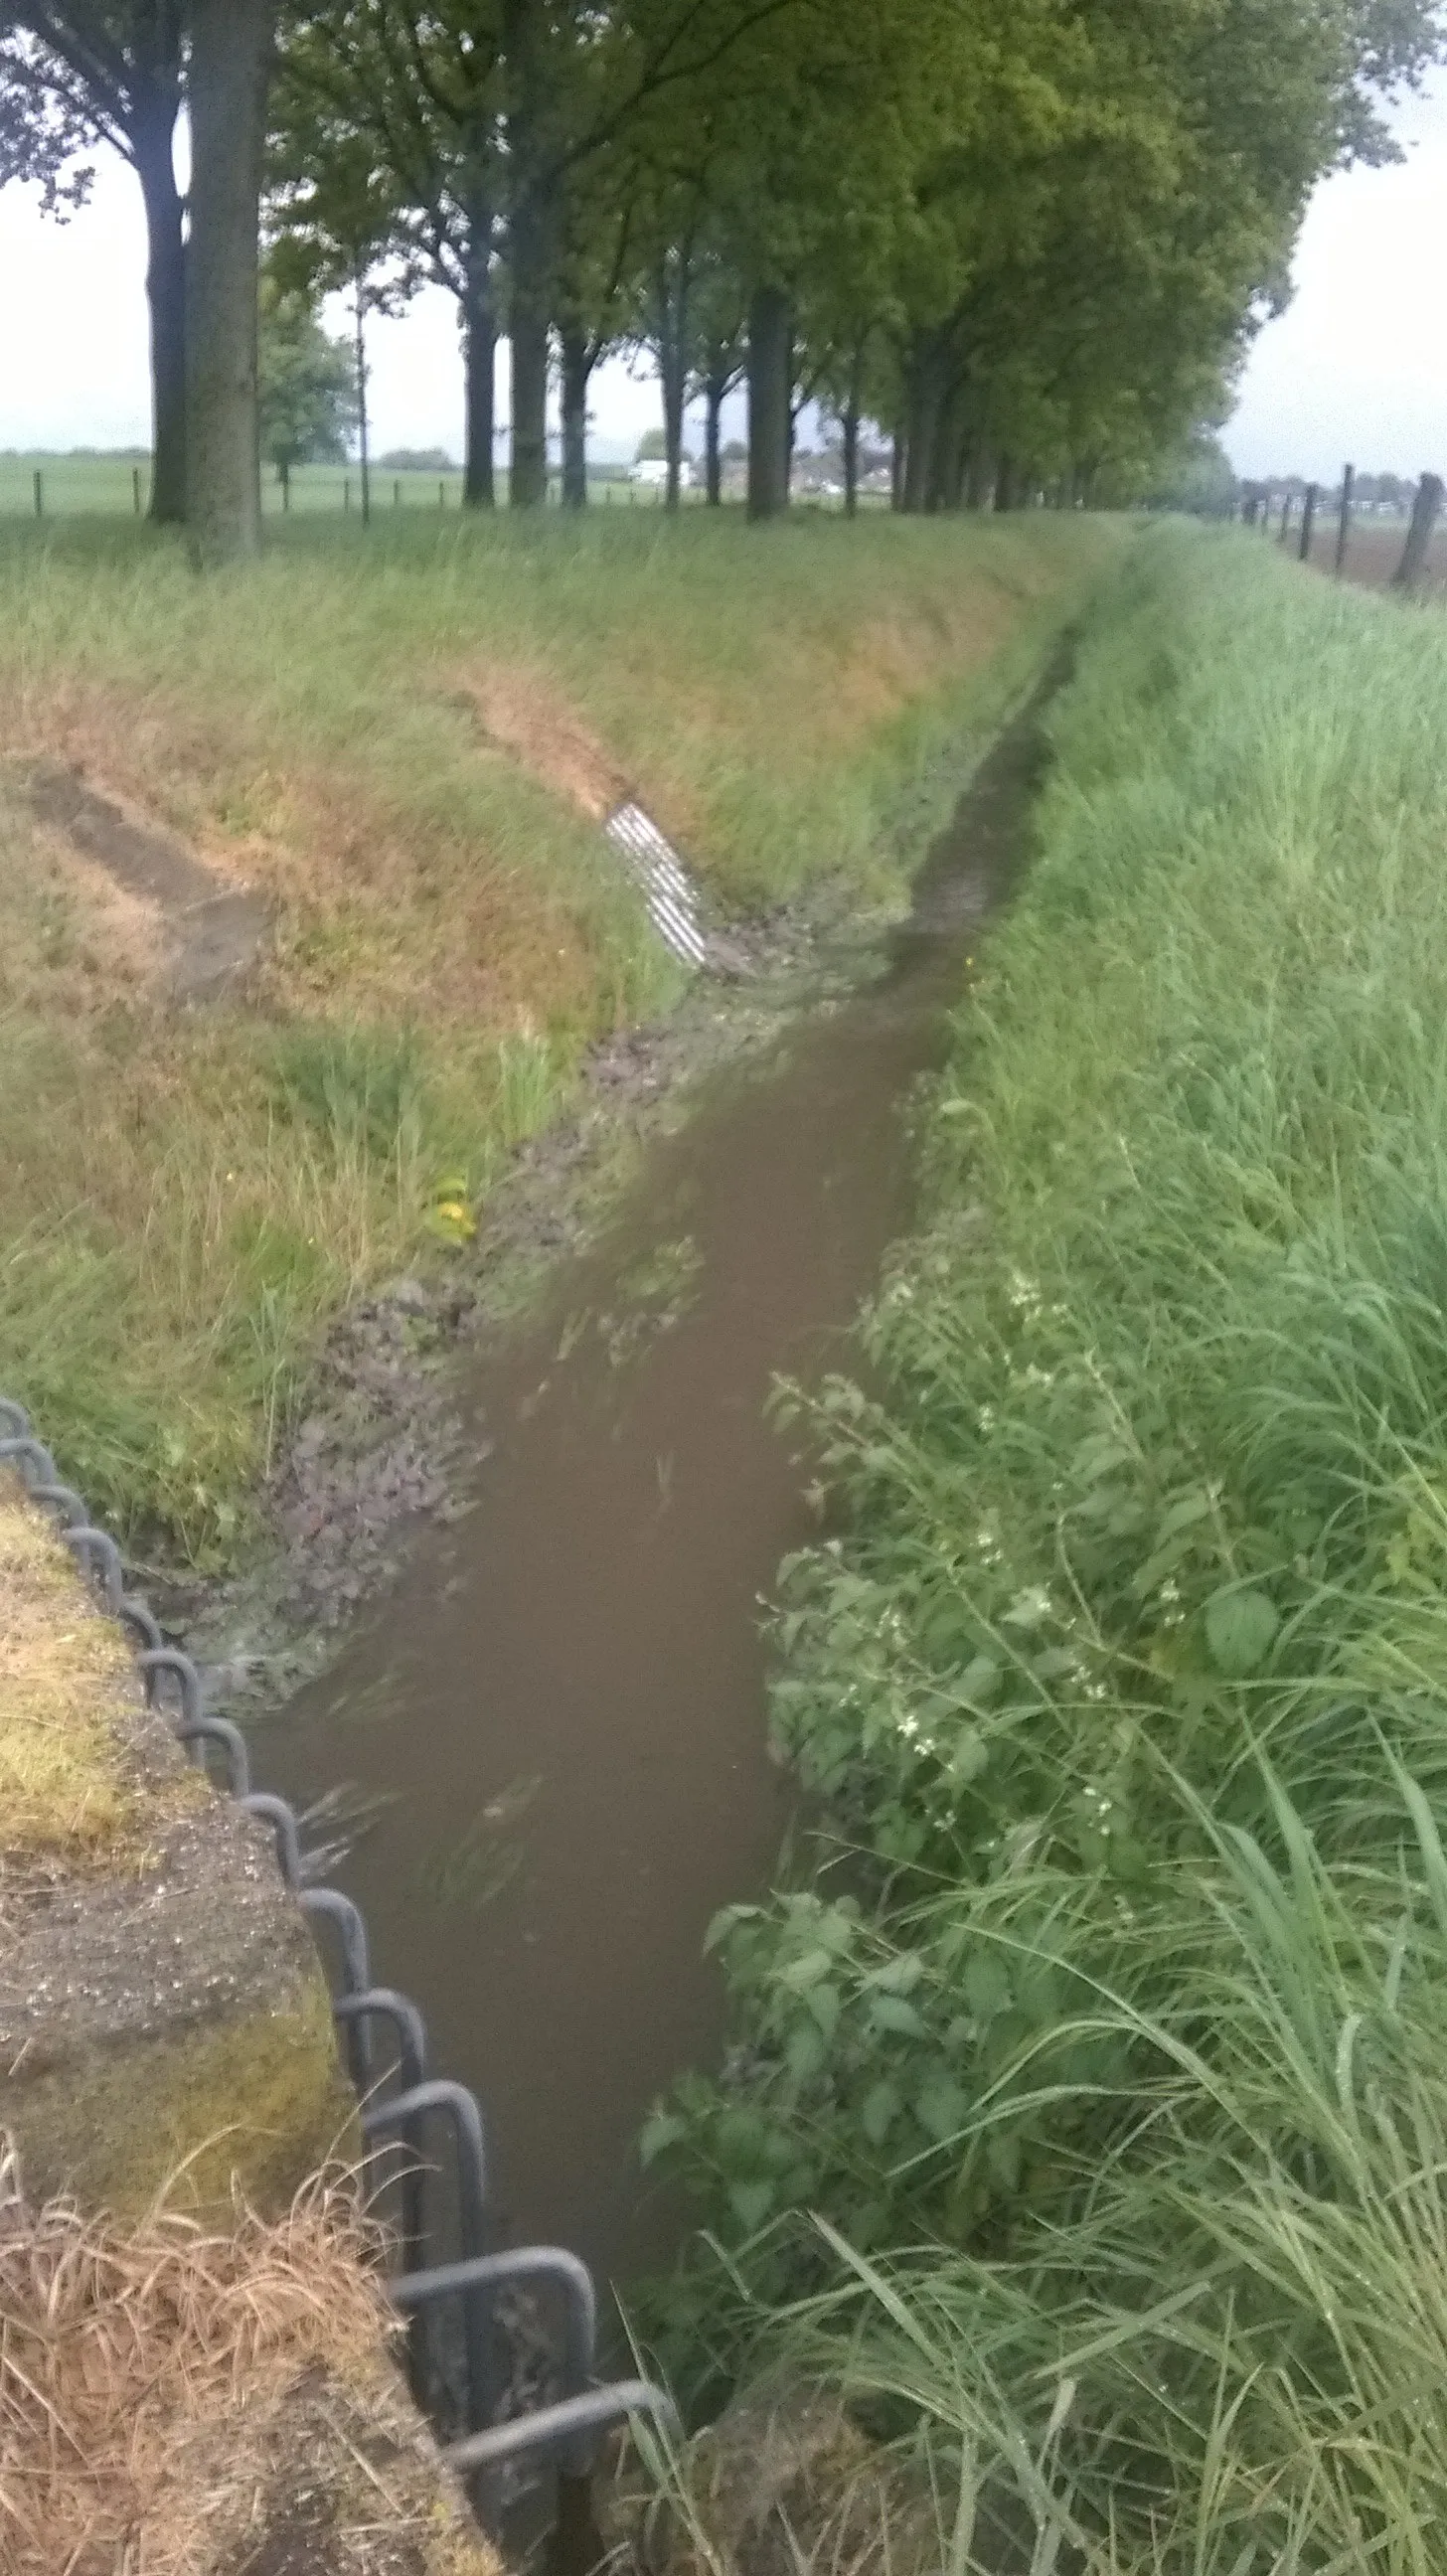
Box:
(646, 527, 1447, 2571)
(0, 507, 1110, 1555)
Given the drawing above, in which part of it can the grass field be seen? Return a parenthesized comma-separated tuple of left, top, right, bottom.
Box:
(1252, 506, 1447, 593)
(0, 504, 1113, 1552)
(0, 451, 849, 518)
(646, 526, 1447, 2571)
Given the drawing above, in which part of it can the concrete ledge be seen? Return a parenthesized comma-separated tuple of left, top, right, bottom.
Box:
(0, 1473, 357, 2214)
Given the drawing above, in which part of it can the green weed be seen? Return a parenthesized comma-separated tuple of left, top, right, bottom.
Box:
(645, 529, 1447, 2569)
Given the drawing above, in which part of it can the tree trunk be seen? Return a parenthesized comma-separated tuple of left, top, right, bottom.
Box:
(705, 371, 725, 505)
(461, 200, 496, 507)
(1392, 473, 1444, 589)
(560, 326, 589, 508)
(939, 425, 970, 512)
(901, 330, 948, 514)
(185, 0, 274, 564)
(508, 195, 551, 508)
(746, 282, 791, 522)
(353, 268, 371, 526)
(132, 100, 186, 525)
(965, 448, 993, 511)
(993, 453, 1015, 512)
(890, 423, 905, 511)
(927, 379, 970, 512)
(662, 345, 687, 514)
(842, 398, 860, 517)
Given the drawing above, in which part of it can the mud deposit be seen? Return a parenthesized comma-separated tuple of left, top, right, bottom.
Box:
(260, 692, 1051, 2298)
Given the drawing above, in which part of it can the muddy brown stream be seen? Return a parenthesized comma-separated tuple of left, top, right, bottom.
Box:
(266, 690, 1049, 2299)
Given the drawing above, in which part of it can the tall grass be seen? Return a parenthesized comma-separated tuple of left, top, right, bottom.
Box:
(647, 531, 1447, 2569)
(0, 509, 1109, 1550)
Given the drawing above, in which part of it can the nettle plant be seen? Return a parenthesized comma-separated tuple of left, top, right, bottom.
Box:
(645, 1195, 1447, 2268)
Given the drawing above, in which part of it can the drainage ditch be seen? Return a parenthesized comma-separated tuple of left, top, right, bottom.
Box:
(260, 672, 1058, 2311)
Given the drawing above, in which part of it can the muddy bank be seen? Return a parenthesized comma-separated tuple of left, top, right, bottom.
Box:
(213, 679, 1056, 2299)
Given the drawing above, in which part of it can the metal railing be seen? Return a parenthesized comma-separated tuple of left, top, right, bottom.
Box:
(0, 1397, 678, 2548)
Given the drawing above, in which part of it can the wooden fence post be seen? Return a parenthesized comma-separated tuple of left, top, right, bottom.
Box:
(280, 458, 290, 514)
(33, 469, 43, 520)
(344, 477, 352, 513)
(1391, 473, 1445, 591)
(438, 479, 445, 508)
(1298, 483, 1318, 563)
(394, 478, 402, 509)
(132, 466, 142, 516)
(1279, 494, 1294, 544)
(1335, 464, 1354, 575)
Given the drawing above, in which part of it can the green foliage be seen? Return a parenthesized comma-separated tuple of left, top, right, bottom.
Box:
(1140, 429, 1239, 517)
(257, 277, 358, 472)
(647, 530, 1447, 2561)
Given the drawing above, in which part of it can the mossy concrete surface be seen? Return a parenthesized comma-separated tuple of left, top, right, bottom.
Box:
(0, 1470, 356, 2214)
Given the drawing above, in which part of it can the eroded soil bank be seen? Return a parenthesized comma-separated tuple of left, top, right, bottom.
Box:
(253, 680, 1056, 2292)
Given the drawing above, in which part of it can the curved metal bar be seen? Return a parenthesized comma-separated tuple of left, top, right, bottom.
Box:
(363, 2081, 490, 2435)
(0, 1398, 32, 1438)
(175, 1717, 252, 1799)
(332, 1987, 426, 2095)
(0, 1436, 58, 1487)
(337, 1989, 429, 2390)
(137, 1646, 203, 1726)
(32, 1483, 89, 1529)
(389, 2248, 597, 2476)
(240, 1792, 303, 1888)
(64, 1525, 125, 1604)
(441, 2379, 679, 2477)
(301, 1886, 372, 1999)
(119, 1594, 164, 1651)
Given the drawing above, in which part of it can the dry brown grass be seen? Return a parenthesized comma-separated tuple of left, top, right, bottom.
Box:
(457, 657, 631, 824)
(0, 1476, 142, 1862)
(0, 2150, 497, 2576)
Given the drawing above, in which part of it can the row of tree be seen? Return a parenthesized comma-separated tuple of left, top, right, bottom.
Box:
(2, 2, 1442, 559)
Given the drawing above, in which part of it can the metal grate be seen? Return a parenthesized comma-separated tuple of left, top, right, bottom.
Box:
(0, 1397, 677, 2546)
(602, 802, 710, 968)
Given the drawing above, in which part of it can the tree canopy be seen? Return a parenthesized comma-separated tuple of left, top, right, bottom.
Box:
(1, 0, 1442, 547)
(257, 272, 358, 473)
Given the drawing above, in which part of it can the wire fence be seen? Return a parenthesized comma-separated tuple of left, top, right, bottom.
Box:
(1236, 465, 1447, 595)
(0, 455, 724, 520)
(0, 1397, 677, 2555)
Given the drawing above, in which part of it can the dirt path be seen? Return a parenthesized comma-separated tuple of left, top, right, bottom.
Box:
(23, 759, 268, 1002)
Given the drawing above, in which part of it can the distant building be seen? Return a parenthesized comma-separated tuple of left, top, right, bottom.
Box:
(629, 456, 693, 489)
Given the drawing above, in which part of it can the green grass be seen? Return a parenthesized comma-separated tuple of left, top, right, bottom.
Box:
(0, 451, 884, 518)
(0, 505, 1111, 1551)
(644, 528, 1447, 2570)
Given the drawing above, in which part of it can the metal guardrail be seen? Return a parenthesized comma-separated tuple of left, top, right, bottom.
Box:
(0, 1395, 679, 2548)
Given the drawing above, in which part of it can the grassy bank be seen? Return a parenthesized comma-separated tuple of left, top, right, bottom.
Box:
(0, 508, 1110, 1552)
(647, 528, 1447, 2570)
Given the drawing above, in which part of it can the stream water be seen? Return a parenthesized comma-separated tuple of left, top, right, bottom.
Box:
(264, 684, 1050, 2300)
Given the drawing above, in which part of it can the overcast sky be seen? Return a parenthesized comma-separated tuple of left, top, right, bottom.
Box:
(0, 71, 1442, 476)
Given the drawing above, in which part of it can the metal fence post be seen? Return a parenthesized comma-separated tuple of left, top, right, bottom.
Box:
(1336, 463, 1354, 576)
(33, 469, 43, 520)
(1298, 482, 1318, 564)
